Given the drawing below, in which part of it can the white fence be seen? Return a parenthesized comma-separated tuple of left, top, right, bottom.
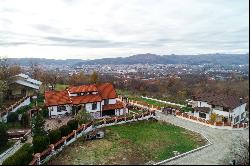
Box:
(0, 97, 31, 123)
(0, 141, 22, 165)
(141, 96, 186, 108)
(30, 113, 156, 165)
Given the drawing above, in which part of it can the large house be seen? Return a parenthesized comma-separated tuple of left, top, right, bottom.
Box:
(7, 73, 42, 99)
(45, 83, 128, 119)
(188, 93, 247, 124)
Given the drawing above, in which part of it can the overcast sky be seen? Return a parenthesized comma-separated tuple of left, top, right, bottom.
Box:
(0, 0, 249, 60)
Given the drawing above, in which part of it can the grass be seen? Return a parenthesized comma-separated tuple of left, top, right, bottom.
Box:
(48, 120, 206, 165)
(2, 143, 33, 165)
(0, 140, 16, 154)
(55, 84, 69, 91)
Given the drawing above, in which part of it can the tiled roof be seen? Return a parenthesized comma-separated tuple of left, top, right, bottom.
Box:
(45, 83, 118, 106)
(45, 90, 72, 106)
(193, 107, 211, 113)
(193, 93, 246, 109)
(71, 94, 102, 105)
(96, 83, 117, 99)
(102, 101, 125, 111)
(68, 84, 98, 93)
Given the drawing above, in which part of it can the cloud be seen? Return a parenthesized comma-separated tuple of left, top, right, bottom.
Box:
(0, 0, 249, 59)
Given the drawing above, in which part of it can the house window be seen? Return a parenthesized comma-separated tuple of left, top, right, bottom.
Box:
(241, 113, 245, 120)
(104, 99, 109, 105)
(199, 112, 206, 119)
(223, 107, 229, 112)
(57, 105, 66, 112)
(92, 102, 97, 110)
(234, 115, 239, 124)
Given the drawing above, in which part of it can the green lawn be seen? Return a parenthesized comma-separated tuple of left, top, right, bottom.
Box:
(48, 120, 206, 165)
(55, 84, 69, 91)
(0, 140, 16, 154)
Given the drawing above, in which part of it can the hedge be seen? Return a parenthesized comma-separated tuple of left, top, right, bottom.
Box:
(7, 112, 19, 123)
(48, 129, 61, 144)
(2, 143, 33, 165)
(15, 105, 33, 115)
(33, 135, 50, 153)
(59, 125, 71, 137)
(67, 119, 79, 131)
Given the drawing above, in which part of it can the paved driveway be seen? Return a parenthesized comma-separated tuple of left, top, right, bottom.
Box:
(156, 112, 249, 165)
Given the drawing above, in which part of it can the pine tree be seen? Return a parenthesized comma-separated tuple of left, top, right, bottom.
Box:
(32, 113, 45, 137)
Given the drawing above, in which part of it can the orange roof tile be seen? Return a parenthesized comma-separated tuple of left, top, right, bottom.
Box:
(45, 90, 72, 106)
(45, 83, 118, 107)
(71, 94, 102, 105)
(102, 101, 125, 111)
(96, 83, 117, 99)
(68, 84, 98, 94)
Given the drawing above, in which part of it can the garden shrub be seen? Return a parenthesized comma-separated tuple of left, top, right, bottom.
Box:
(0, 123, 8, 146)
(7, 112, 19, 123)
(16, 105, 33, 115)
(67, 119, 79, 131)
(59, 125, 71, 137)
(33, 135, 50, 153)
(2, 143, 33, 165)
(41, 108, 49, 118)
(48, 129, 61, 144)
(20, 113, 30, 128)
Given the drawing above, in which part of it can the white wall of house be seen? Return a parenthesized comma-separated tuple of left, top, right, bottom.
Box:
(212, 109, 230, 117)
(85, 102, 101, 113)
(49, 105, 72, 117)
(109, 99, 116, 104)
(199, 101, 212, 108)
(193, 111, 210, 120)
(231, 103, 246, 124)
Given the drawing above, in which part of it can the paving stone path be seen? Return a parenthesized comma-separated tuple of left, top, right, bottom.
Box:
(156, 112, 249, 165)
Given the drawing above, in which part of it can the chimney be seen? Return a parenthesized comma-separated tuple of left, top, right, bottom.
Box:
(240, 98, 243, 104)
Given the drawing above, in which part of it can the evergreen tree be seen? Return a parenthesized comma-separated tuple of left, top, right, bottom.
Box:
(0, 123, 8, 146)
(21, 113, 30, 128)
(32, 113, 45, 136)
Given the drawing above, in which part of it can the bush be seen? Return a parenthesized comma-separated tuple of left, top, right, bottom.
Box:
(67, 119, 79, 131)
(2, 143, 33, 165)
(7, 112, 19, 123)
(48, 129, 61, 144)
(20, 113, 30, 128)
(33, 135, 50, 153)
(0, 123, 8, 146)
(41, 108, 49, 118)
(59, 125, 71, 137)
(16, 105, 33, 115)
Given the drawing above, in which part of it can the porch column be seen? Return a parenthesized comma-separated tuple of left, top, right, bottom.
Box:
(62, 137, 67, 146)
(73, 130, 77, 139)
(34, 153, 41, 165)
(49, 144, 55, 154)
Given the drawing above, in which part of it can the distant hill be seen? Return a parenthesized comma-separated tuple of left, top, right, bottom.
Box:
(6, 53, 249, 66)
(7, 58, 84, 66)
(75, 53, 249, 65)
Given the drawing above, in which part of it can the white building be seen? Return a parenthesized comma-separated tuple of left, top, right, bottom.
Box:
(7, 73, 42, 99)
(189, 93, 247, 124)
(45, 83, 128, 119)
